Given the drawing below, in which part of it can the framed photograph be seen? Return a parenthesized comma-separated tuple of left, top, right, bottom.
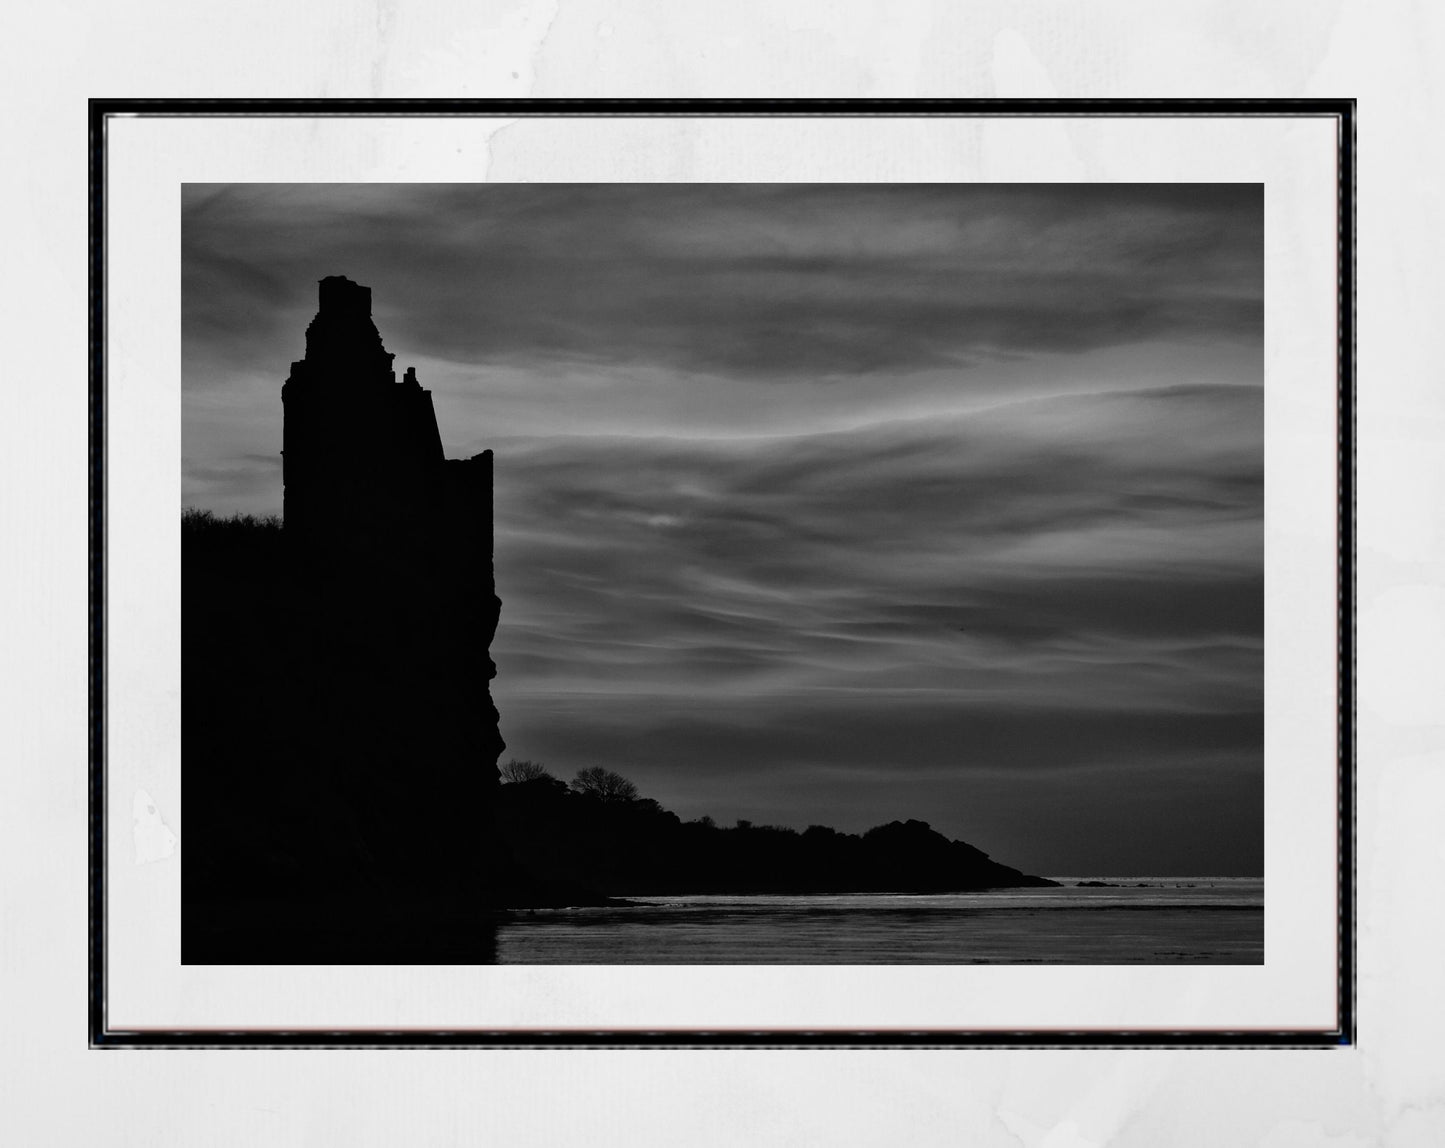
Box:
(91, 99, 1353, 1046)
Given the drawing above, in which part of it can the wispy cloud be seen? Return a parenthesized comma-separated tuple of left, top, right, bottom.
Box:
(485, 384, 1262, 870)
(184, 183, 1262, 379)
(182, 183, 1263, 873)
(493, 384, 1260, 702)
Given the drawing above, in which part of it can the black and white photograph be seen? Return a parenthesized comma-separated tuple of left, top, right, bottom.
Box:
(180, 181, 1265, 966)
(4, 0, 1432, 1125)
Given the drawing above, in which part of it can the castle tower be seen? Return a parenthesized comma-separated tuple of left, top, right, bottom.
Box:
(280, 276, 503, 893)
(282, 276, 445, 543)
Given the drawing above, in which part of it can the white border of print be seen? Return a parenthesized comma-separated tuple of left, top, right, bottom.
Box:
(103, 111, 1338, 1033)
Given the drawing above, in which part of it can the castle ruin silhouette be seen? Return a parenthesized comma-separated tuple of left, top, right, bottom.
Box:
(280, 276, 504, 889)
(182, 276, 505, 960)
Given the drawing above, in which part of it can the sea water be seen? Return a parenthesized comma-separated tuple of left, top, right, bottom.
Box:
(493, 877, 1263, 964)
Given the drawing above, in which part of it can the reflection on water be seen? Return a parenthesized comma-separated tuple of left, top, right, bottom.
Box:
(494, 879, 1263, 965)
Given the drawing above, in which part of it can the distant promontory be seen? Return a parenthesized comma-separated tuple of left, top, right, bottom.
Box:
(496, 761, 1059, 901)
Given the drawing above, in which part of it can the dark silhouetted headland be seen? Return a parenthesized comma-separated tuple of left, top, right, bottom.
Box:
(496, 764, 1057, 896)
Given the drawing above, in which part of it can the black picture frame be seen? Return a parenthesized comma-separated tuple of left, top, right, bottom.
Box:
(89, 97, 1354, 1049)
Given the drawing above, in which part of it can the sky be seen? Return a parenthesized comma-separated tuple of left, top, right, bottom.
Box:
(182, 182, 1263, 876)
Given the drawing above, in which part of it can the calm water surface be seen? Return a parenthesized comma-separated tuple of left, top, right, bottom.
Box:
(494, 877, 1263, 964)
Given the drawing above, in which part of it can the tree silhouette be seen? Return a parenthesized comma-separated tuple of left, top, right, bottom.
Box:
(499, 759, 553, 784)
(571, 766, 639, 803)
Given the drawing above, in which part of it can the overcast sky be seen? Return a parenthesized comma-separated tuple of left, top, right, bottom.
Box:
(183, 183, 1263, 875)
